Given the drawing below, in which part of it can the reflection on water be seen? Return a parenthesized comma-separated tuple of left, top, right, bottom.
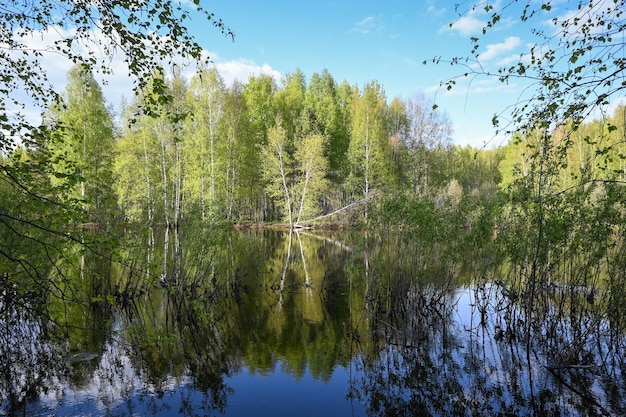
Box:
(1, 229, 626, 416)
(353, 283, 626, 416)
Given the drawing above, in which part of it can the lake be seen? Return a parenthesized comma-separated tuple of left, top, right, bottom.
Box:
(2, 228, 625, 416)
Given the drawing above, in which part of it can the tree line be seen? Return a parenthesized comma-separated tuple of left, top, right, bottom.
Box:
(6, 62, 625, 234)
(26, 64, 504, 229)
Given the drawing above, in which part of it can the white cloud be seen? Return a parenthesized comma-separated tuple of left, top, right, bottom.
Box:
(213, 58, 283, 85)
(427, 5, 446, 17)
(441, 0, 518, 36)
(480, 36, 521, 62)
(19, 31, 76, 77)
(589, 96, 626, 121)
(350, 16, 385, 35)
(10, 25, 283, 123)
(442, 15, 485, 36)
(549, 0, 616, 35)
(6, 25, 136, 124)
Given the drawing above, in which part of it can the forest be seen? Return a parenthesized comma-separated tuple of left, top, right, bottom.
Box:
(1, 63, 501, 232)
(2, 60, 626, 304)
(46, 64, 502, 228)
(1, 0, 624, 313)
(2, 0, 626, 414)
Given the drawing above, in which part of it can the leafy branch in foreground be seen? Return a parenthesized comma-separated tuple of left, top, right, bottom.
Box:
(439, 2, 626, 327)
(0, 1, 232, 304)
(433, 0, 625, 136)
(1, 0, 233, 151)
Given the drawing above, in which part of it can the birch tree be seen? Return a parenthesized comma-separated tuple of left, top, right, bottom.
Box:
(346, 81, 394, 199)
(1, 0, 231, 307)
(115, 72, 187, 228)
(217, 81, 258, 220)
(404, 95, 452, 196)
(293, 134, 329, 224)
(186, 68, 225, 219)
(262, 118, 329, 226)
(303, 70, 348, 177)
(263, 118, 294, 225)
(49, 65, 116, 226)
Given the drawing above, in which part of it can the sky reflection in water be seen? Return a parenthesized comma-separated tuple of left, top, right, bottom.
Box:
(5, 230, 626, 416)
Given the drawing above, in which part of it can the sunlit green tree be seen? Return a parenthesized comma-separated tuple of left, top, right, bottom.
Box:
(275, 69, 306, 143)
(48, 65, 116, 226)
(346, 81, 396, 200)
(244, 74, 278, 146)
(216, 81, 260, 221)
(262, 118, 330, 226)
(0, 0, 232, 318)
(186, 67, 225, 219)
(262, 118, 294, 225)
(115, 71, 188, 228)
(293, 134, 330, 224)
(303, 70, 349, 176)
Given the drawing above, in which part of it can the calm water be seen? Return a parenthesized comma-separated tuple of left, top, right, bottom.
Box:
(2, 229, 626, 416)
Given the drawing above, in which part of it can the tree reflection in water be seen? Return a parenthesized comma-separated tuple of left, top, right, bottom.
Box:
(1, 229, 626, 416)
(349, 279, 626, 416)
(0, 294, 64, 415)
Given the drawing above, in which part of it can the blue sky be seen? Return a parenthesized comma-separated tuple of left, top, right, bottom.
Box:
(194, 0, 538, 149)
(19, 1, 617, 149)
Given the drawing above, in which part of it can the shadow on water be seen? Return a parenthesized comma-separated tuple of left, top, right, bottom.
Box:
(1, 227, 626, 416)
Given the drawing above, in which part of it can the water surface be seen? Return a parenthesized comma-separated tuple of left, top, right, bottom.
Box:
(3, 229, 625, 416)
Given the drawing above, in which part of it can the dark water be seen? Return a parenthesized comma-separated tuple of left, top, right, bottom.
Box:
(2, 229, 626, 416)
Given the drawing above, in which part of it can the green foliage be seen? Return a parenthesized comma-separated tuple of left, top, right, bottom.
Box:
(441, 6, 626, 290)
(185, 67, 225, 219)
(0, 0, 233, 317)
(444, 1, 625, 139)
(303, 69, 349, 176)
(106, 65, 470, 226)
(347, 81, 396, 197)
(447, 145, 503, 196)
(215, 81, 260, 221)
(243, 74, 278, 145)
(262, 118, 294, 225)
(403, 95, 453, 196)
(114, 121, 161, 224)
(275, 69, 306, 142)
(0, 0, 231, 143)
(293, 133, 330, 223)
(260, 117, 331, 225)
(48, 65, 117, 226)
(0, 12, 551, 322)
(0, 146, 120, 314)
(491, 105, 626, 326)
